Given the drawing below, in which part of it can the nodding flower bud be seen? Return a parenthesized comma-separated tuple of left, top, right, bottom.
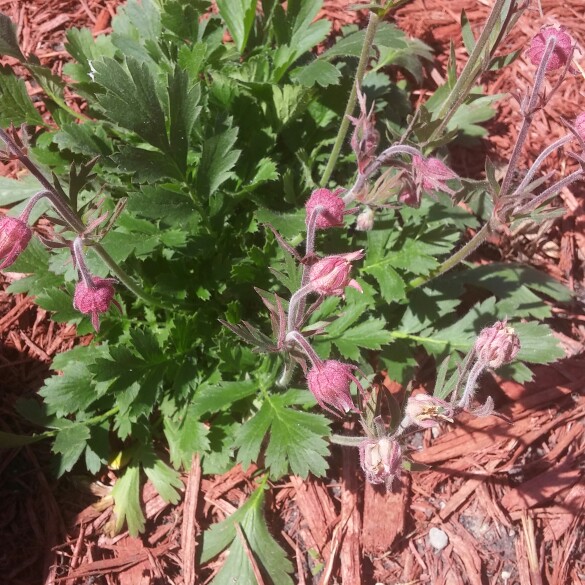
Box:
(73, 277, 120, 332)
(412, 155, 458, 196)
(528, 26, 573, 72)
(356, 207, 375, 231)
(573, 112, 585, 141)
(305, 188, 346, 229)
(405, 393, 454, 429)
(0, 216, 32, 270)
(474, 321, 520, 368)
(306, 359, 360, 415)
(359, 437, 402, 489)
(308, 250, 363, 296)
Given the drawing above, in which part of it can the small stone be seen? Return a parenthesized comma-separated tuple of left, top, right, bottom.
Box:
(428, 527, 449, 551)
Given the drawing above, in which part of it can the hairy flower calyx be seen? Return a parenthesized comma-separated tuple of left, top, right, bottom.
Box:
(308, 250, 363, 297)
(412, 155, 458, 196)
(474, 320, 520, 368)
(0, 216, 32, 270)
(306, 359, 361, 416)
(305, 188, 347, 229)
(528, 26, 573, 72)
(73, 276, 120, 332)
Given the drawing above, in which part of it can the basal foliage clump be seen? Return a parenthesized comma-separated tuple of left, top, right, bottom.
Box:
(0, 0, 580, 581)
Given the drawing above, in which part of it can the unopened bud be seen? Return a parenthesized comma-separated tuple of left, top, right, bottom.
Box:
(405, 393, 454, 429)
(356, 207, 375, 231)
(0, 216, 32, 270)
(528, 26, 573, 72)
(305, 188, 346, 229)
(73, 277, 119, 332)
(474, 321, 520, 368)
(359, 437, 402, 488)
(306, 359, 359, 415)
(309, 250, 363, 297)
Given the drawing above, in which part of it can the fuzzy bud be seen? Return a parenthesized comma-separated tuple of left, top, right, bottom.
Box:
(474, 321, 520, 368)
(412, 155, 458, 196)
(405, 393, 454, 429)
(356, 207, 375, 231)
(73, 277, 119, 331)
(528, 26, 573, 72)
(0, 216, 32, 270)
(309, 250, 363, 296)
(359, 437, 402, 488)
(305, 188, 346, 229)
(306, 359, 359, 415)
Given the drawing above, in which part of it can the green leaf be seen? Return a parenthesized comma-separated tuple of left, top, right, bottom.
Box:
(127, 184, 198, 225)
(0, 65, 45, 127)
(111, 463, 145, 536)
(0, 174, 41, 206)
(138, 445, 183, 503)
(53, 423, 91, 476)
(0, 13, 25, 60)
(216, 0, 256, 53)
(291, 60, 341, 88)
(513, 322, 565, 364)
(196, 122, 240, 198)
(164, 405, 211, 469)
(192, 380, 258, 415)
(235, 390, 330, 479)
(364, 264, 406, 301)
(327, 318, 393, 361)
(200, 484, 294, 585)
(460, 9, 476, 56)
(0, 431, 47, 448)
(93, 57, 170, 152)
(35, 288, 81, 323)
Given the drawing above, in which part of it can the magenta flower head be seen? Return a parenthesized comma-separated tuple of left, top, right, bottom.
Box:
(0, 216, 32, 270)
(73, 277, 120, 331)
(308, 250, 363, 296)
(474, 320, 520, 369)
(528, 26, 573, 72)
(359, 437, 402, 488)
(405, 393, 454, 429)
(412, 155, 458, 196)
(307, 359, 361, 415)
(305, 188, 346, 229)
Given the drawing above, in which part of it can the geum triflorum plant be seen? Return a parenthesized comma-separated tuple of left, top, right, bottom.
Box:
(0, 0, 579, 580)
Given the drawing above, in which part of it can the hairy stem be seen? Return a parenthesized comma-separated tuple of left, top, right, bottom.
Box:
(285, 331, 322, 368)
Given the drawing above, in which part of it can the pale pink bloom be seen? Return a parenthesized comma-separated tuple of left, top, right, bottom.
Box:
(528, 26, 573, 71)
(308, 250, 363, 296)
(0, 216, 32, 270)
(73, 277, 120, 331)
(359, 437, 402, 488)
(355, 207, 375, 231)
(305, 188, 346, 229)
(306, 359, 360, 415)
(405, 393, 454, 429)
(412, 155, 458, 196)
(474, 320, 520, 368)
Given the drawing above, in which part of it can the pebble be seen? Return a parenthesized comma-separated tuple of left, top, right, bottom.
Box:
(428, 527, 449, 551)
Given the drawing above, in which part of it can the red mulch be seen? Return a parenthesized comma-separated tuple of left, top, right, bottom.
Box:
(1, 1, 584, 584)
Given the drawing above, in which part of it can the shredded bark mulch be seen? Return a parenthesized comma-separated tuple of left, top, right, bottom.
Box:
(1, 1, 584, 584)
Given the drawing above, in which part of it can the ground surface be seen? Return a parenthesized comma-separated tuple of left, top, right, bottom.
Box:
(0, 1, 584, 584)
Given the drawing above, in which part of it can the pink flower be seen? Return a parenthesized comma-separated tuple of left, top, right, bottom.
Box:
(306, 359, 360, 415)
(398, 187, 421, 208)
(359, 437, 402, 488)
(474, 320, 520, 368)
(412, 155, 458, 196)
(73, 277, 120, 331)
(305, 188, 346, 229)
(528, 26, 573, 71)
(405, 393, 454, 429)
(0, 216, 32, 270)
(308, 250, 363, 296)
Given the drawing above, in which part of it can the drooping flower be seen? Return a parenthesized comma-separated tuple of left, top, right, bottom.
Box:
(306, 359, 361, 415)
(359, 437, 402, 488)
(305, 188, 346, 229)
(308, 250, 363, 296)
(405, 393, 454, 429)
(528, 26, 573, 72)
(0, 216, 32, 270)
(474, 320, 520, 369)
(412, 155, 458, 196)
(73, 276, 120, 331)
